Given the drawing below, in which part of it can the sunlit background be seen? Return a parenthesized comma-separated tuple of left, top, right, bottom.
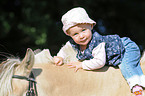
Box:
(0, 0, 145, 60)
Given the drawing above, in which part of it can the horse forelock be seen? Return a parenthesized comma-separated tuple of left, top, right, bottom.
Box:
(0, 58, 21, 96)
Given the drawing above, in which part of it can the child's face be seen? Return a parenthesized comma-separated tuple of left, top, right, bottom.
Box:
(67, 24, 92, 48)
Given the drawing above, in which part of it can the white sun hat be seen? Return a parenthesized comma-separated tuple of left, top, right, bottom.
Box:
(61, 7, 96, 35)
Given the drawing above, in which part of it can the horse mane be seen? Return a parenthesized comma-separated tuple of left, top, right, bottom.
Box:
(34, 49, 54, 64)
(34, 46, 78, 65)
(57, 43, 78, 64)
(0, 58, 21, 96)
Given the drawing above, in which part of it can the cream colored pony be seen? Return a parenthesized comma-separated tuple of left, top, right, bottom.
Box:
(0, 46, 145, 96)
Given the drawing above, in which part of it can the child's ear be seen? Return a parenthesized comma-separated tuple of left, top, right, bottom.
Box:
(66, 30, 70, 36)
(91, 24, 94, 30)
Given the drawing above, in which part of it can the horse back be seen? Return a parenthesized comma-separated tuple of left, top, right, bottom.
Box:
(33, 63, 131, 96)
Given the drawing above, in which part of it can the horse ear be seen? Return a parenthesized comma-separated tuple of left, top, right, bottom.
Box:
(22, 48, 35, 71)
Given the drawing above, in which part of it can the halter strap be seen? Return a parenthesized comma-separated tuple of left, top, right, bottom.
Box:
(12, 72, 38, 96)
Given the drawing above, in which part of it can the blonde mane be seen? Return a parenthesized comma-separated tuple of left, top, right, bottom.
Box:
(0, 58, 21, 96)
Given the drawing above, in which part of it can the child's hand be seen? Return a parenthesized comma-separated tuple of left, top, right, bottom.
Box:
(67, 61, 82, 72)
(53, 56, 63, 66)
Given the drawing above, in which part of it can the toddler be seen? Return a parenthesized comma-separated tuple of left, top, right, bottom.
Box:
(53, 7, 145, 96)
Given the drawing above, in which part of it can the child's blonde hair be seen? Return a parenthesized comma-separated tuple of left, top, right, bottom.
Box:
(61, 7, 96, 35)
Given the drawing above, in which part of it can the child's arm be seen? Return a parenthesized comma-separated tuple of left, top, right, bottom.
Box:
(67, 42, 106, 72)
(53, 56, 63, 66)
(67, 61, 82, 72)
(82, 42, 106, 70)
(53, 41, 74, 66)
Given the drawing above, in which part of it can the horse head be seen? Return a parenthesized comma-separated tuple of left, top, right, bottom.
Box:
(0, 48, 35, 96)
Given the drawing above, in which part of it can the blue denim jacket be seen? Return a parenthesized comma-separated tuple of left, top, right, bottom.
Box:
(69, 30, 125, 66)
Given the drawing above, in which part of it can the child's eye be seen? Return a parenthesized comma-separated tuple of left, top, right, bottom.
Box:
(82, 29, 86, 31)
(74, 33, 78, 36)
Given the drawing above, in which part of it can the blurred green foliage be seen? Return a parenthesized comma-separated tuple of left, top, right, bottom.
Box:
(0, 0, 145, 58)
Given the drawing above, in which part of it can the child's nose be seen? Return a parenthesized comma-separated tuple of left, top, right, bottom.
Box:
(79, 33, 84, 38)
